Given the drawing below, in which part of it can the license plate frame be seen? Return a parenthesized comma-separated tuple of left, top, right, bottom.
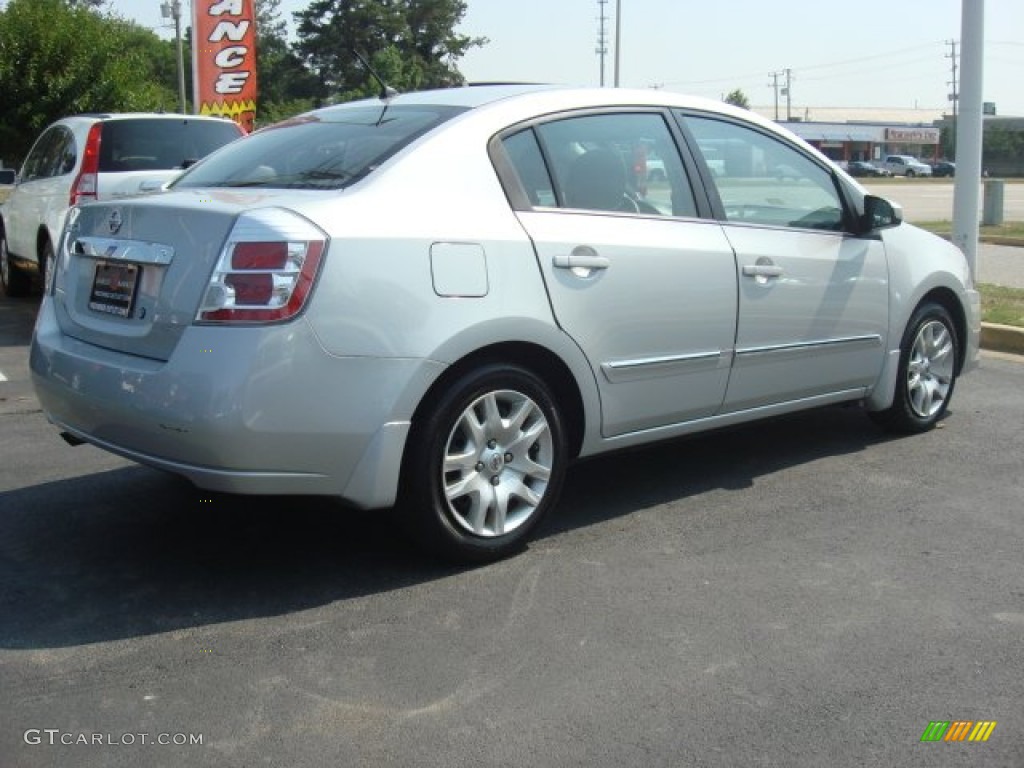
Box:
(88, 261, 139, 318)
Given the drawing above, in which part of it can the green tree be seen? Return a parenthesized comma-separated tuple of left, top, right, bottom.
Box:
(254, 0, 319, 121)
(724, 89, 750, 109)
(294, 0, 485, 103)
(0, 0, 177, 161)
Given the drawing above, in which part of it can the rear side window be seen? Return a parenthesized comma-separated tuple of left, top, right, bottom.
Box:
(98, 118, 243, 172)
(502, 112, 698, 218)
(173, 105, 466, 190)
(21, 126, 75, 181)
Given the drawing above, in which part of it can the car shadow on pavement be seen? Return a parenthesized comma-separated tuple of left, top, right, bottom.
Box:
(0, 294, 40, 347)
(546, 403, 894, 536)
(0, 403, 896, 650)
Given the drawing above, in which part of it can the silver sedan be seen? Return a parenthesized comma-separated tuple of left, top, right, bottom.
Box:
(30, 85, 980, 561)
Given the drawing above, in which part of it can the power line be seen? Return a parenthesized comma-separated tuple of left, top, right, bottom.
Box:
(661, 42, 945, 89)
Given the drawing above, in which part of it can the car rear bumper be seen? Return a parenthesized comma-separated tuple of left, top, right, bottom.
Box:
(30, 299, 444, 507)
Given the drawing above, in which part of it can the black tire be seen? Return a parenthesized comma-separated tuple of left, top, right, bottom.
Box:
(1, 229, 31, 298)
(400, 363, 568, 562)
(906, 169, 916, 178)
(869, 301, 959, 434)
(39, 238, 53, 294)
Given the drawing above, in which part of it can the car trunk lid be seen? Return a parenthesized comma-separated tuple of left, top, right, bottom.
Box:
(51, 194, 241, 361)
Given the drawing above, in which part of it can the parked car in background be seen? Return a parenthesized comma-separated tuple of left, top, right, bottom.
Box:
(847, 160, 892, 178)
(879, 154, 933, 177)
(931, 160, 956, 178)
(30, 85, 980, 562)
(0, 168, 15, 204)
(645, 153, 667, 182)
(1, 113, 244, 297)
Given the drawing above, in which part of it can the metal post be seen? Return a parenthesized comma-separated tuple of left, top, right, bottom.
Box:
(769, 71, 780, 121)
(952, 0, 984, 283)
(161, 0, 188, 114)
(174, 0, 187, 114)
(613, 0, 621, 87)
(785, 68, 792, 121)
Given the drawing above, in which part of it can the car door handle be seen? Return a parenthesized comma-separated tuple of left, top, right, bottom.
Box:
(553, 254, 610, 270)
(742, 264, 784, 278)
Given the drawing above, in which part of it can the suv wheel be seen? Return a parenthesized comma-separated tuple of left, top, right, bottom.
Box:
(1, 229, 31, 297)
(906, 169, 916, 178)
(39, 238, 54, 294)
(401, 364, 568, 562)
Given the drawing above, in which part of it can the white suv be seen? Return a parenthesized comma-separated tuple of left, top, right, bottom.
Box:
(1, 113, 243, 296)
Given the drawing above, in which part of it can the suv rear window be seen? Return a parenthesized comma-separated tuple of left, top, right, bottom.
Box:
(98, 118, 243, 172)
(172, 105, 465, 190)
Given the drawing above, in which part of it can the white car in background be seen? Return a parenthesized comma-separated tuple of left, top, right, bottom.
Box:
(1, 113, 243, 296)
(880, 154, 933, 178)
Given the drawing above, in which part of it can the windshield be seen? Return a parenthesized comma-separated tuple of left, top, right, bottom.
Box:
(172, 105, 466, 190)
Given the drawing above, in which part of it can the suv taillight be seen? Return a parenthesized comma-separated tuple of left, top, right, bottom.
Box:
(70, 123, 103, 205)
(197, 209, 327, 323)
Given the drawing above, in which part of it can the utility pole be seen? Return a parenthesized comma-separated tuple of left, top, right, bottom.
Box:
(613, 0, 622, 87)
(160, 0, 187, 114)
(770, 71, 782, 120)
(784, 68, 793, 121)
(596, 0, 609, 87)
(946, 39, 959, 157)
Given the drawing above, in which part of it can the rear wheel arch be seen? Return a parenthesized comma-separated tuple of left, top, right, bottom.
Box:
(407, 342, 586, 462)
(398, 346, 583, 561)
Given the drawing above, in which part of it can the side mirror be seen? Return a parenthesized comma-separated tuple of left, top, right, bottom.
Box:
(0, 169, 16, 185)
(859, 194, 902, 233)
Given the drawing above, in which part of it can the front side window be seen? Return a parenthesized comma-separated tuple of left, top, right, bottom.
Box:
(682, 114, 845, 231)
(504, 112, 697, 218)
(173, 105, 465, 190)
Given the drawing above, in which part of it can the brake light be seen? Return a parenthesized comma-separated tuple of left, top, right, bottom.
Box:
(197, 209, 327, 323)
(70, 123, 103, 205)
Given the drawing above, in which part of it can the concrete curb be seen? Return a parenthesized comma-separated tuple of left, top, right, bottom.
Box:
(981, 322, 1024, 355)
(980, 236, 1024, 247)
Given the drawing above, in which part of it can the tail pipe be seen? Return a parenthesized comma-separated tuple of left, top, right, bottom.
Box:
(59, 431, 86, 447)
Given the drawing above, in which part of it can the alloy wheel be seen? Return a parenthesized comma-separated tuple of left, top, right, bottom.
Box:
(441, 388, 554, 538)
(906, 319, 955, 419)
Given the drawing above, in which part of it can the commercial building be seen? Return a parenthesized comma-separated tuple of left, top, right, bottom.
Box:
(752, 107, 945, 164)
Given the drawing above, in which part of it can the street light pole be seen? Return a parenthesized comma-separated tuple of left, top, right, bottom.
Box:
(161, 0, 188, 114)
(952, 0, 984, 283)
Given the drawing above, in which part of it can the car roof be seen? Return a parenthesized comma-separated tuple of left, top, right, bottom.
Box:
(311, 83, 776, 132)
(60, 112, 238, 124)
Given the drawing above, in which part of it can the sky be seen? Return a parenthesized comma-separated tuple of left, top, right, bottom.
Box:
(106, 0, 1024, 116)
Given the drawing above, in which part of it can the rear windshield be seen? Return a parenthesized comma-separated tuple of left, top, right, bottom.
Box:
(171, 105, 466, 190)
(99, 118, 243, 172)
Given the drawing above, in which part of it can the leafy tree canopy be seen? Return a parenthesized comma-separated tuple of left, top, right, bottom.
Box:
(294, 0, 485, 103)
(724, 89, 750, 109)
(255, 0, 319, 119)
(0, 0, 178, 162)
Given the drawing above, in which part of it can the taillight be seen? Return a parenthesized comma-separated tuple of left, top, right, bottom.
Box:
(70, 123, 103, 205)
(197, 209, 327, 323)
